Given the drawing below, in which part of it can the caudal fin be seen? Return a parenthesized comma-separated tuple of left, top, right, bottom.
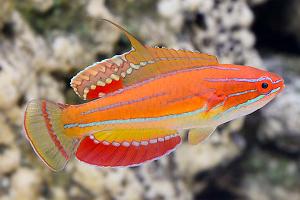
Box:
(24, 100, 78, 171)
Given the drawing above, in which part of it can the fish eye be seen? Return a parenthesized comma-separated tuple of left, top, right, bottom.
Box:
(256, 78, 272, 94)
(261, 82, 268, 89)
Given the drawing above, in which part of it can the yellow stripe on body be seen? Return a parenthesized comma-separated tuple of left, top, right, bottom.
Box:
(92, 129, 177, 143)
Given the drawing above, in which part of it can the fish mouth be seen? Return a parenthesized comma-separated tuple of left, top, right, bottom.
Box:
(269, 72, 285, 94)
(275, 80, 285, 94)
(268, 87, 282, 95)
(263, 83, 284, 101)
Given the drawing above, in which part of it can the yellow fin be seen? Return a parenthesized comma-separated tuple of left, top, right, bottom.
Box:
(102, 19, 219, 74)
(103, 19, 152, 60)
(187, 127, 216, 145)
(123, 47, 218, 85)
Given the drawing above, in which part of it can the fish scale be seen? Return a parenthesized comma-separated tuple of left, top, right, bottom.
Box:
(23, 19, 285, 171)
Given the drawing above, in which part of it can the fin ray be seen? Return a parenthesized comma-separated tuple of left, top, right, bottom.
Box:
(24, 100, 79, 171)
(70, 19, 219, 100)
(75, 129, 181, 167)
(187, 127, 216, 145)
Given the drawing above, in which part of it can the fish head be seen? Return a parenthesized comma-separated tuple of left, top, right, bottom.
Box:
(205, 64, 285, 123)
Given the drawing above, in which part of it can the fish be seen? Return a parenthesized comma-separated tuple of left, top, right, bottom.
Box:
(23, 19, 285, 171)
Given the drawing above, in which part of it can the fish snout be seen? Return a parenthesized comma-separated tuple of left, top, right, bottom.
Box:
(270, 72, 285, 93)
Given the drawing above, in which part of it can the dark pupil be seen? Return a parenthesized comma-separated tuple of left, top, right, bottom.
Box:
(262, 83, 268, 89)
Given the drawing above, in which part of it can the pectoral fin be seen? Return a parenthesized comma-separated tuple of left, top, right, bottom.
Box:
(187, 127, 216, 145)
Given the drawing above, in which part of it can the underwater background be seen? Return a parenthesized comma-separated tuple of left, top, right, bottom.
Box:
(0, 0, 299, 199)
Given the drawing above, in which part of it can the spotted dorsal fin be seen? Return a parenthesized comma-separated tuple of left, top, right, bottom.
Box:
(70, 19, 219, 100)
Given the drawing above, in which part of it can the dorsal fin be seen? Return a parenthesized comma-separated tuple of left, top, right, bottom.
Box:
(70, 19, 219, 100)
(101, 19, 150, 59)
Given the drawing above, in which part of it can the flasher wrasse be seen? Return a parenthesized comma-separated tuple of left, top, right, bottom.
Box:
(23, 20, 285, 171)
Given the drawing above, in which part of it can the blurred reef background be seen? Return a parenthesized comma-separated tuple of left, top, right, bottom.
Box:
(0, 0, 300, 200)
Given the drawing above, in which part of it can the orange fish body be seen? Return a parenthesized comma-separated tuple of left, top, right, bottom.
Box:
(24, 20, 284, 171)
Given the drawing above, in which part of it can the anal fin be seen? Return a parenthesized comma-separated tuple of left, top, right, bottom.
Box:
(75, 129, 182, 167)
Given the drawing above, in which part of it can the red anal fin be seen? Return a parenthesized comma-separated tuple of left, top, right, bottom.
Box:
(75, 134, 181, 167)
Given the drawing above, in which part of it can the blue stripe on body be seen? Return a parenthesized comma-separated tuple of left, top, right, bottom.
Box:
(81, 92, 166, 115)
(64, 105, 208, 129)
(213, 87, 281, 120)
(210, 89, 258, 111)
(205, 77, 282, 84)
(102, 66, 239, 99)
(77, 65, 239, 112)
(228, 89, 257, 97)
